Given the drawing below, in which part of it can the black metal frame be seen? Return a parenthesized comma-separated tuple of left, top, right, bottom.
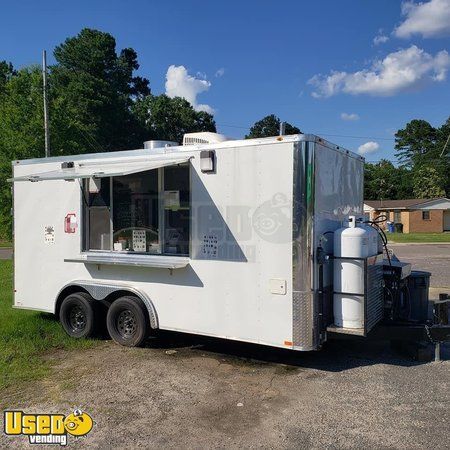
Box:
(332, 254, 383, 336)
(323, 250, 450, 357)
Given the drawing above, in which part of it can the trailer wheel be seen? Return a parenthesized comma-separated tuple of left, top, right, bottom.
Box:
(59, 292, 97, 338)
(106, 296, 148, 347)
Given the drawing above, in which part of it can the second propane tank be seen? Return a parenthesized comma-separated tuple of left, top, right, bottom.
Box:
(359, 220, 379, 256)
(333, 216, 376, 328)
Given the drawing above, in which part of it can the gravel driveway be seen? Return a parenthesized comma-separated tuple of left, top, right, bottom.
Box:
(1, 243, 449, 449)
(1, 333, 449, 449)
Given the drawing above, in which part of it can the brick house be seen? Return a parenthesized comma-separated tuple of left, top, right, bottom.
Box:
(364, 198, 450, 233)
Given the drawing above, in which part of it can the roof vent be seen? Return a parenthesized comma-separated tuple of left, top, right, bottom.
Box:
(144, 140, 178, 150)
(183, 132, 231, 146)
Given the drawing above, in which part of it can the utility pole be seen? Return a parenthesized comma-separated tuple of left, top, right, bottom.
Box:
(42, 50, 50, 157)
(440, 133, 450, 158)
(279, 121, 286, 136)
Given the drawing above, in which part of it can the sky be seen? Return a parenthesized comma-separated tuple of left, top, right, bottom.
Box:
(1, 0, 450, 162)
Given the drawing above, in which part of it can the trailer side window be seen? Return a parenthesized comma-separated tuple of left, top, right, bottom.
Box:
(83, 165, 190, 256)
(85, 178, 111, 250)
(163, 165, 190, 255)
(112, 170, 160, 253)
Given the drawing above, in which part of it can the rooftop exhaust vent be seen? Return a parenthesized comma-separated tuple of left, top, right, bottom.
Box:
(143, 140, 178, 150)
(183, 132, 231, 146)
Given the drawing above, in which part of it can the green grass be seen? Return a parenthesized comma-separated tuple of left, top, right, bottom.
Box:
(0, 240, 12, 247)
(387, 232, 450, 243)
(0, 260, 97, 391)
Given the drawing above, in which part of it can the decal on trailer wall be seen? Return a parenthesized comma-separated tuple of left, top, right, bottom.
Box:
(202, 234, 218, 258)
(44, 225, 55, 244)
(64, 213, 77, 234)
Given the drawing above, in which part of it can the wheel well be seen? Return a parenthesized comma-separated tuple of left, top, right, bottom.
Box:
(55, 285, 157, 328)
(55, 284, 158, 329)
(104, 291, 156, 330)
(103, 290, 141, 304)
(55, 285, 90, 316)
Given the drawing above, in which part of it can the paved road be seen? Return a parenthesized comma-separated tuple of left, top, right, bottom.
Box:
(389, 243, 450, 288)
(0, 248, 12, 260)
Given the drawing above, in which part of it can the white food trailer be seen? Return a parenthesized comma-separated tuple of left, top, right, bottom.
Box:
(12, 132, 447, 353)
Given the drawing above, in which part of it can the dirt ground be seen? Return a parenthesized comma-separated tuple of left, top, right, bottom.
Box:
(1, 332, 449, 449)
(2, 243, 449, 449)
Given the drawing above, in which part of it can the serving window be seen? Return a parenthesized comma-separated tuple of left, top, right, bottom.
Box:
(83, 164, 190, 256)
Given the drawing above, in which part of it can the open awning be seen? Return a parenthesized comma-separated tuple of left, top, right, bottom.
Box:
(8, 155, 192, 182)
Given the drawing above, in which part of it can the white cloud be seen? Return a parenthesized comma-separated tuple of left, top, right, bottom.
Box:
(358, 141, 380, 155)
(373, 34, 389, 45)
(215, 68, 225, 77)
(395, 0, 450, 38)
(308, 45, 450, 98)
(165, 65, 214, 113)
(341, 112, 360, 121)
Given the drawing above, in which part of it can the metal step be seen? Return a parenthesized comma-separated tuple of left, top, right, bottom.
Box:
(326, 325, 365, 336)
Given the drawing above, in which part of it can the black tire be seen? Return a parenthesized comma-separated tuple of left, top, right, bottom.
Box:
(106, 296, 149, 347)
(59, 292, 97, 338)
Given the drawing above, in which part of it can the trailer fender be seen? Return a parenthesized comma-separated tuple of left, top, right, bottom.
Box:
(55, 281, 159, 329)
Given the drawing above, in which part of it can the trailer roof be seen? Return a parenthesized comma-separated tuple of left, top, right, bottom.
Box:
(12, 134, 363, 166)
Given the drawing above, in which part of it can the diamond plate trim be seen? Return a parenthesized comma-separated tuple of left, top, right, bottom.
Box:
(57, 281, 158, 329)
(293, 291, 314, 350)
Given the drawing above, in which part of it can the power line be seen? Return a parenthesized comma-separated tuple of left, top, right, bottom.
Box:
(217, 123, 250, 130)
(440, 133, 450, 157)
(312, 133, 395, 142)
(216, 122, 397, 141)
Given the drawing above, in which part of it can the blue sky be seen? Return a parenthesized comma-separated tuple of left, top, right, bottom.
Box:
(1, 0, 450, 161)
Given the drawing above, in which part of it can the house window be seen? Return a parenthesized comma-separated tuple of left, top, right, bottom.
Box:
(83, 165, 190, 256)
(394, 211, 401, 223)
(422, 211, 430, 220)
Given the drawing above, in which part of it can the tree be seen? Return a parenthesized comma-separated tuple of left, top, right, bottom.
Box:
(0, 67, 45, 162)
(412, 166, 446, 198)
(364, 160, 413, 200)
(246, 114, 301, 139)
(0, 61, 15, 93)
(133, 94, 216, 143)
(50, 28, 150, 154)
(395, 117, 450, 198)
(436, 116, 450, 195)
(395, 119, 437, 167)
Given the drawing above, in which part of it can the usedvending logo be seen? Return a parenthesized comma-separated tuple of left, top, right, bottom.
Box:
(4, 409, 93, 446)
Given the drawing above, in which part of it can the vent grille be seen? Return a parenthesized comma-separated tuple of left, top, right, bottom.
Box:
(182, 132, 230, 146)
(183, 137, 210, 145)
(366, 261, 384, 332)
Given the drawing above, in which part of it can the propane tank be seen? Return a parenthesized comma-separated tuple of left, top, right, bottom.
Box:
(358, 219, 378, 256)
(333, 216, 370, 328)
